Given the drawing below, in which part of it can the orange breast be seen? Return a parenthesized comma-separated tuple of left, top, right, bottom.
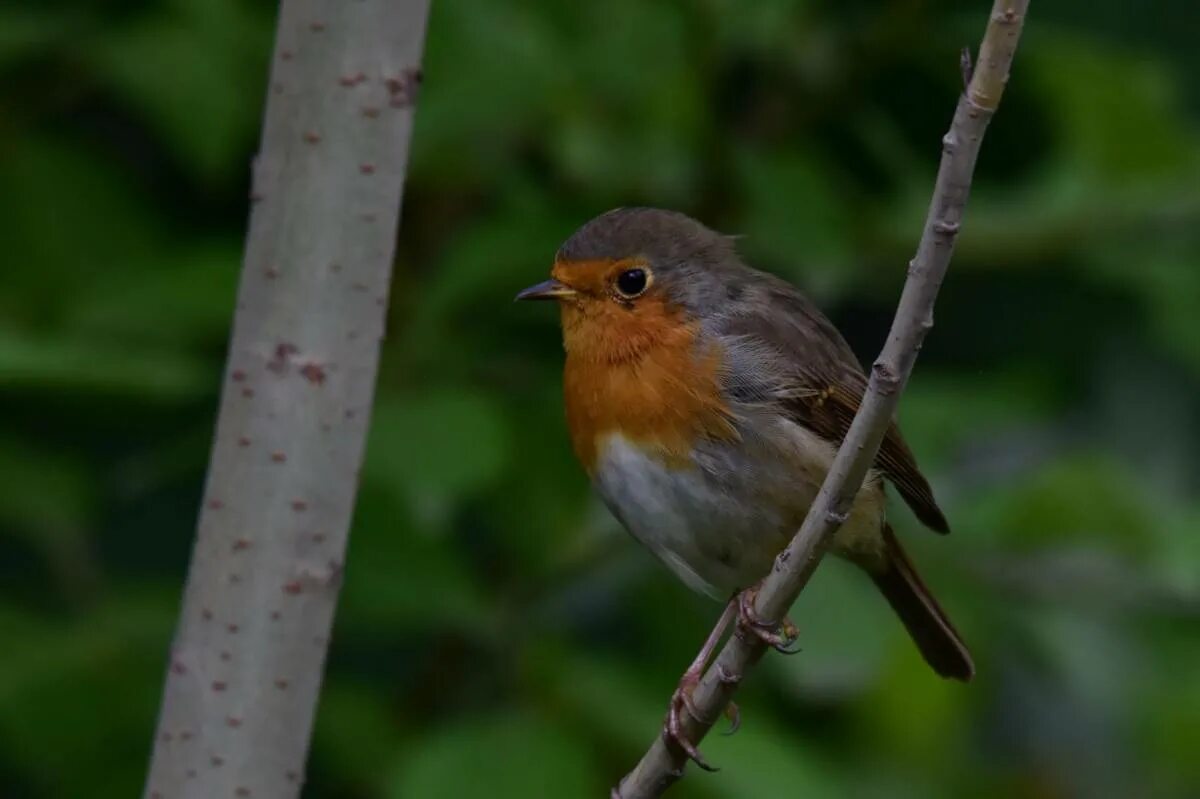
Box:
(560, 292, 737, 472)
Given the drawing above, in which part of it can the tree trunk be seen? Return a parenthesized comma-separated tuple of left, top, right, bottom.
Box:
(143, 1, 431, 796)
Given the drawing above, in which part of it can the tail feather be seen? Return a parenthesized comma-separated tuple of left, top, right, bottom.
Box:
(870, 526, 974, 681)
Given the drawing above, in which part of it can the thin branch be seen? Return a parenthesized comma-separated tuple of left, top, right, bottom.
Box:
(613, 2, 1031, 796)
(143, 1, 430, 797)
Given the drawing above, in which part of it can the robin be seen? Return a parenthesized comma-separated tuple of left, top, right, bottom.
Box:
(517, 207, 973, 764)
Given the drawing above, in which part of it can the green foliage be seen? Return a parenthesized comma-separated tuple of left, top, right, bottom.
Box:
(2, 1, 1198, 797)
(389, 711, 605, 798)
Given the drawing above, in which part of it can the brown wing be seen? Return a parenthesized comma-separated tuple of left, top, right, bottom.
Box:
(717, 273, 950, 534)
(788, 372, 949, 533)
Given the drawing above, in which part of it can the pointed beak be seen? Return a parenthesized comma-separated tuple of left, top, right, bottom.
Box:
(514, 279, 576, 302)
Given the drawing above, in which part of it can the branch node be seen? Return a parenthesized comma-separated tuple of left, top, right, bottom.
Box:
(871, 361, 900, 394)
(825, 509, 849, 526)
(715, 663, 741, 687)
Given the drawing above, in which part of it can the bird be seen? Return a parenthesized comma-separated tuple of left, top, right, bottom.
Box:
(516, 207, 973, 763)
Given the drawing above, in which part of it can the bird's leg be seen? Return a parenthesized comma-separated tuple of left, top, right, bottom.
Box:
(735, 582, 800, 654)
(664, 598, 739, 769)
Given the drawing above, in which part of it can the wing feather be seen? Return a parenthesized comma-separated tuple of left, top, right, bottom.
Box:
(714, 275, 950, 534)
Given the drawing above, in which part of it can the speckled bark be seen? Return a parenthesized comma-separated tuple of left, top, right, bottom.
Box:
(614, 2, 1030, 797)
(143, 2, 429, 797)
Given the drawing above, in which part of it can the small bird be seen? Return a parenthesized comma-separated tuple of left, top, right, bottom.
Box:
(517, 208, 973, 761)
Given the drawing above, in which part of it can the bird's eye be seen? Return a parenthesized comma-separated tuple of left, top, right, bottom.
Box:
(615, 268, 649, 298)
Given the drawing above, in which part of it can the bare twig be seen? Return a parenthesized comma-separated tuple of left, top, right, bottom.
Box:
(143, 2, 430, 797)
(613, 2, 1030, 796)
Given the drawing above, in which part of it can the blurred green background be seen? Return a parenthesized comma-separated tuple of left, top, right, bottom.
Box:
(3, 0, 1199, 797)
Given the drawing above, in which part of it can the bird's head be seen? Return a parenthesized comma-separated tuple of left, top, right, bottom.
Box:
(516, 208, 740, 362)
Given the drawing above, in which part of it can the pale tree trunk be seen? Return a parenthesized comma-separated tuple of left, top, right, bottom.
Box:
(144, 1, 431, 796)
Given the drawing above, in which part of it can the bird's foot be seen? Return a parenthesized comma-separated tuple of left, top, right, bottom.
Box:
(664, 669, 741, 768)
(721, 693, 742, 736)
(664, 668, 718, 771)
(736, 584, 801, 654)
(659, 598, 743, 770)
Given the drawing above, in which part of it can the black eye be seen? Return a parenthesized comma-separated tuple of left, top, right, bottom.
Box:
(615, 268, 648, 298)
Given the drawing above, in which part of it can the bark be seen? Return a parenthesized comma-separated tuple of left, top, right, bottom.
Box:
(143, 1, 430, 796)
(613, 2, 1031, 796)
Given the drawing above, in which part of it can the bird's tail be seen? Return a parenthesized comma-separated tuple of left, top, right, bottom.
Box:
(869, 525, 974, 681)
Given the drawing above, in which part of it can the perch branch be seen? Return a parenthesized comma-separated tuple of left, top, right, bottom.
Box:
(613, 2, 1030, 796)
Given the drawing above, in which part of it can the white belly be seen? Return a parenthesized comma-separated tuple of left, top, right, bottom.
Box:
(592, 421, 887, 598)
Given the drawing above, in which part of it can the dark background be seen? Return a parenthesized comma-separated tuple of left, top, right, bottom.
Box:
(2, 0, 1199, 797)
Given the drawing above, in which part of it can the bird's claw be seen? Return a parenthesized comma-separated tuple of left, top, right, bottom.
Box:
(663, 668, 743, 768)
(721, 699, 741, 736)
(664, 674, 719, 771)
(736, 586, 801, 654)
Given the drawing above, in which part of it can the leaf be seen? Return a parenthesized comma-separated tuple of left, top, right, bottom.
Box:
(0, 437, 97, 595)
(0, 330, 211, 399)
(0, 137, 162, 313)
(409, 185, 573, 332)
(82, 0, 270, 180)
(1135, 635, 1200, 795)
(968, 456, 1157, 557)
(364, 390, 512, 525)
(1027, 35, 1195, 179)
(771, 558, 895, 698)
(1089, 244, 1200, 375)
(387, 711, 604, 799)
(854, 645, 973, 778)
(898, 371, 1055, 465)
(312, 681, 403, 792)
(733, 147, 855, 297)
(544, 2, 702, 201)
(700, 0, 815, 56)
(63, 239, 240, 345)
(0, 598, 175, 798)
(339, 486, 488, 635)
(0, 6, 80, 66)
(1146, 508, 1200, 599)
(411, 0, 563, 185)
(538, 653, 666, 751)
(701, 717, 843, 799)
(475, 388, 595, 575)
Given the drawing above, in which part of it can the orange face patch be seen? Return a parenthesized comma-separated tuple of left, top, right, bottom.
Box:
(553, 258, 737, 472)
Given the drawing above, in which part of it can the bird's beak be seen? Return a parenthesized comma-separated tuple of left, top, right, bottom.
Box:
(514, 279, 576, 301)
